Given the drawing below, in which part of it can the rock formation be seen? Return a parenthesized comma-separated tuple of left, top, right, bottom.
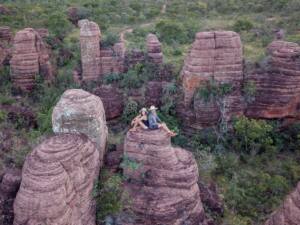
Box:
(100, 42, 125, 76)
(10, 28, 54, 91)
(145, 81, 169, 107)
(265, 182, 300, 225)
(0, 26, 12, 44)
(246, 41, 300, 119)
(52, 89, 108, 165)
(178, 31, 244, 130)
(80, 19, 101, 81)
(146, 33, 163, 64)
(13, 133, 100, 225)
(93, 85, 124, 120)
(122, 129, 207, 225)
(0, 168, 21, 225)
(124, 49, 145, 71)
(0, 44, 10, 67)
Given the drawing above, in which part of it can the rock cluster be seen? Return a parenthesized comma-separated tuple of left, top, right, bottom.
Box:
(52, 89, 108, 166)
(122, 129, 207, 225)
(10, 28, 54, 91)
(178, 31, 244, 130)
(0, 26, 12, 44)
(13, 133, 100, 225)
(265, 182, 300, 225)
(100, 42, 125, 76)
(80, 20, 101, 81)
(246, 41, 300, 119)
(146, 33, 163, 64)
(93, 85, 124, 120)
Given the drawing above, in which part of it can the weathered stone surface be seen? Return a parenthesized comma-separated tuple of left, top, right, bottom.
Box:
(52, 89, 108, 165)
(80, 20, 101, 81)
(10, 28, 54, 91)
(0, 26, 12, 44)
(0, 44, 10, 67)
(122, 129, 208, 225)
(178, 31, 244, 129)
(145, 81, 170, 107)
(246, 41, 300, 119)
(265, 182, 300, 225)
(93, 85, 124, 120)
(35, 28, 49, 38)
(100, 43, 125, 76)
(13, 133, 100, 225)
(146, 33, 163, 64)
(0, 168, 21, 225)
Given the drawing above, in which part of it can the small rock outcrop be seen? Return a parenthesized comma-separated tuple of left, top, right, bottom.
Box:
(178, 31, 244, 130)
(93, 85, 124, 120)
(265, 182, 300, 225)
(52, 89, 108, 165)
(80, 20, 101, 81)
(122, 129, 207, 225)
(13, 134, 100, 225)
(0, 26, 12, 44)
(0, 168, 21, 225)
(100, 42, 125, 76)
(146, 34, 163, 64)
(10, 28, 54, 91)
(246, 41, 300, 119)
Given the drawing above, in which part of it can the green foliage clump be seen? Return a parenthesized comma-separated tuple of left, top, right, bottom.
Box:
(101, 32, 120, 48)
(243, 81, 256, 104)
(46, 11, 72, 38)
(94, 170, 124, 223)
(161, 83, 177, 115)
(122, 99, 138, 124)
(232, 116, 274, 155)
(0, 110, 7, 123)
(155, 20, 189, 44)
(103, 73, 123, 85)
(233, 19, 254, 32)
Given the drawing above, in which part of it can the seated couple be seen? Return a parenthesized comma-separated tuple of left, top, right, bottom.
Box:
(130, 105, 177, 137)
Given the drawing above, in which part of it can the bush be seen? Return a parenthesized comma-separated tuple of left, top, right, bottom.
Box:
(103, 73, 123, 84)
(243, 80, 256, 103)
(155, 20, 188, 44)
(122, 100, 138, 124)
(46, 11, 72, 38)
(0, 110, 7, 123)
(120, 69, 143, 89)
(101, 32, 120, 48)
(233, 19, 254, 32)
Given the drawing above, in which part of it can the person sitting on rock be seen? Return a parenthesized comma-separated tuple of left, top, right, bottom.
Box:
(148, 105, 177, 137)
(130, 108, 149, 131)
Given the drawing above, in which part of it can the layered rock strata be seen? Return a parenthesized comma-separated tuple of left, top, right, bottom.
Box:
(122, 129, 207, 225)
(178, 31, 244, 129)
(52, 89, 108, 165)
(80, 20, 101, 81)
(246, 41, 300, 119)
(13, 133, 100, 225)
(146, 33, 163, 64)
(0, 26, 12, 44)
(10, 28, 53, 91)
(265, 182, 300, 225)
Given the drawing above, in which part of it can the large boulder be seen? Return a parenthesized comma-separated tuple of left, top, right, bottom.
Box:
(265, 182, 300, 225)
(146, 33, 163, 64)
(0, 26, 12, 44)
(52, 89, 108, 166)
(13, 133, 100, 225)
(178, 31, 244, 130)
(246, 41, 300, 119)
(93, 85, 124, 120)
(80, 20, 101, 81)
(121, 129, 208, 225)
(10, 28, 54, 91)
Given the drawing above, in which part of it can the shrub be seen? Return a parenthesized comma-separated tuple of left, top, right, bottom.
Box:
(122, 99, 138, 124)
(120, 69, 143, 89)
(101, 32, 120, 48)
(155, 20, 188, 44)
(243, 80, 256, 103)
(233, 19, 254, 32)
(103, 73, 123, 84)
(0, 110, 7, 123)
(161, 83, 177, 115)
(46, 11, 72, 38)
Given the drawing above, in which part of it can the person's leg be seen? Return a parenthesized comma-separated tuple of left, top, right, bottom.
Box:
(159, 123, 177, 136)
(138, 120, 148, 130)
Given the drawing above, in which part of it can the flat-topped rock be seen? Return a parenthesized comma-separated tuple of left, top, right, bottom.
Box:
(13, 133, 100, 225)
(246, 41, 300, 119)
(52, 89, 108, 166)
(265, 182, 300, 225)
(122, 129, 208, 225)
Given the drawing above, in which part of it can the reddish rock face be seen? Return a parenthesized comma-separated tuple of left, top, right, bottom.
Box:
(13, 134, 100, 225)
(178, 31, 244, 129)
(265, 182, 300, 225)
(146, 33, 163, 64)
(93, 85, 124, 120)
(122, 129, 208, 225)
(0, 26, 12, 44)
(80, 20, 101, 81)
(246, 41, 300, 119)
(10, 28, 54, 91)
(0, 44, 10, 67)
(52, 89, 108, 166)
(145, 81, 170, 107)
(100, 42, 125, 76)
